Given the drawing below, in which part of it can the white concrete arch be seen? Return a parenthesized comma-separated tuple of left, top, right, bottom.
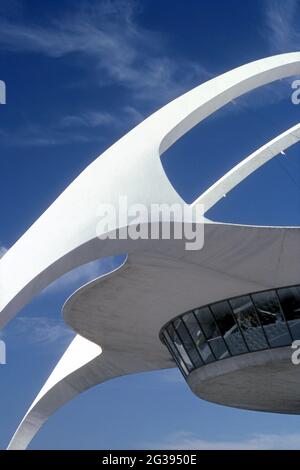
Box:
(4, 52, 300, 449)
(194, 122, 300, 212)
(1, 53, 300, 329)
(8, 222, 300, 449)
(8, 122, 300, 449)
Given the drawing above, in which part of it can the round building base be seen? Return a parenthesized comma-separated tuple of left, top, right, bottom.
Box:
(187, 347, 300, 414)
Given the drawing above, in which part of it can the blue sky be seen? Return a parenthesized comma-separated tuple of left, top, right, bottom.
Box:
(1, 0, 300, 450)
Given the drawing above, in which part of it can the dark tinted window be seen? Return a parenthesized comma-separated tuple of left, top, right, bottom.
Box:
(161, 285, 299, 381)
(194, 307, 229, 359)
(183, 313, 214, 363)
(167, 323, 193, 371)
(162, 330, 188, 377)
(230, 295, 268, 351)
(252, 291, 291, 347)
(277, 286, 300, 339)
(173, 318, 203, 368)
(210, 301, 248, 355)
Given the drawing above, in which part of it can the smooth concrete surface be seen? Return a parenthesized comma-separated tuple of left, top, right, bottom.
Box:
(8, 223, 300, 449)
(188, 347, 300, 413)
(2, 52, 300, 329)
(4, 53, 300, 449)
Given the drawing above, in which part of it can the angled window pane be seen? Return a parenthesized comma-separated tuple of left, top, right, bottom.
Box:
(252, 290, 291, 347)
(194, 307, 219, 338)
(194, 307, 229, 359)
(173, 318, 203, 368)
(277, 286, 300, 340)
(210, 301, 248, 355)
(167, 323, 193, 371)
(230, 295, 268, 351)
(182, 312, 214, 364)
(162, 330, 188, 377)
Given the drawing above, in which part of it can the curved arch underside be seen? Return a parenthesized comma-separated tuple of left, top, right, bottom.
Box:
(2, 52, 300, 329)
(8, 222, 300, 449)
(4, 52, 300, 449)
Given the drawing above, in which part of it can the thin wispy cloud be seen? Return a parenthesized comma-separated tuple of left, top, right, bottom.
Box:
(0, 1, 212, 147)
(43, 256, 125, 295)
(4, 315, 73, 347)
(150, 431, 300, 450)
(0, 1, 296, 148)
(215, 0, 300, 112)
(59, 106, 144, 132)
(0, 106, 145, 147)
(1, 0, 199, 147)
(3, 0, 287, 146)
(0, 106, 144, 147)
(0, 123, 98, 147)
(265, 0, 300, 52)
(0, 0, 211, 102)
(60, 111, 115, 129)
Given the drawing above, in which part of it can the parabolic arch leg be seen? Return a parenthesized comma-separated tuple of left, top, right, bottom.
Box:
(194, 123, 300, 212)
(6, 53, 300, 449)
(1, 53, 300, 328)
(8, 121, 300, 450)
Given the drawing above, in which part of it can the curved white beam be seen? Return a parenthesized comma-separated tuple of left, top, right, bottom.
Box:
(5, 53, 300, 449)
(8, 222, 300, 449)
(7, 335, 102, 450)
(194, 123, 300, 212)
(1, 53, 300, 328)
